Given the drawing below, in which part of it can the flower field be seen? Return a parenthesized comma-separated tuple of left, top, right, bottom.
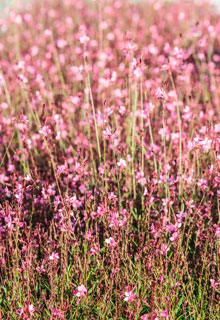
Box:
(0, 0, 220, 319)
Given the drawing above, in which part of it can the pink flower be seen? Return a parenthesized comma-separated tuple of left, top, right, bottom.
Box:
(24, 174, 32, 181)
(69, 195, 81, 209)
(17, 307, 24, 316)
(161, 243, 169, 255)
(210, 279, 220, 289)
(57, 39, 67, 49)
(1, 102, 8, 109)
(136, 171, 146, 185)
(17, 74, 28, 84)
(119, 105, 126, 115)
(39, 125, 51, 137)
(215, 227, 220, 237)
(0, 74, 5, 85)
(75, 284, 87, 297)
(28, 304, 35, 314)
(141, 315, 149, 320)
(103, 126, 113, 140)
(44, 29, 52, 37)
(90, 244, 100, 256)
(52, 308, 65, 319)
(105, 237, 117, 247)
(117, 158, 126, 169)
(160, 310, 169, 319)
(170, 232, 178, 242)
(156, 87, 167, 100)
(79, 34, 90, 44)
(124, 288, 136, 302)
(49, 252, 59, 261)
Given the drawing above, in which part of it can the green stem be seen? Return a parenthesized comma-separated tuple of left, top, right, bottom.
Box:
(132, 83, 138, 199)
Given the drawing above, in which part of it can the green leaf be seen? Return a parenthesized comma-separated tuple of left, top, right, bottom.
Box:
(175, 296, 184, 315)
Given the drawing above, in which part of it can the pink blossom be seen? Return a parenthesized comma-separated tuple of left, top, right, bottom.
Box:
(119, 105, 126, 115)
(136, 171, 146, 185)
(161, 243, 169, 255)
(156, 87, 167, 100)
(24, 174, 32, 181)
(117, 158, 126, 169)
(105, 237, 117, 247)
(39, 126, 51, 137)
(170, 232, 178, 242)
(160, 310, 169, 319)
(69, 195, 81, 209)
(57, 39, 67, 49)
(215, 228, 220, 237)
(210, 279, 220, 289)
(44, 29, 52, 37)
(103, 126, 113, 140)
(28, 304, 35, 314)
(52, 308, 65, 319)
(124, 288, 136, 302)
(49, 252, 59, 261)
(79, 34, 90, 44)
(75, 284, 87, 297)
(141, 315, 149, 320)
(17, 74, 28, 84)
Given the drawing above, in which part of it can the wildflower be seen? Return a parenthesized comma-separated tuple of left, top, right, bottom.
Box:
(4, 187, 11, 197)
(160, 310, 169, 319)
(28, 304, 35, 314)
(130, 58, 143, 79)
(210, 279, 220, 289)
(52, 308, 65, 319)
(105, 237, 117, 247)
(145, 102, 155, 113)
(16, 308, 24, 316)
(198, 137, 212, 152)
(156, 87, 167, 100)
(90, 244, 100, 256)
(69, 194, 81, 209)
(0, 74, 5, 85)
(170, 232, 178, 242)
(79, 33, 90, 44)
(36, 264, 46, 273)
(119, 105, 126, 115)
(39, 125, 51, 137)
(124, 288, 136, 302)
(117, 158, 126, 169)
(103, 126, 113, 140)
(14, 60, 25, 71)
(24, 174, 32, 181)
(5, 216, 13, 229)
(17, 74, 28, 84)
(161, 243, 169, 255)
(161, 64, 170, 71)
(75, 284, 87, 297)
(215, 227, 220, 237)
(49, 252, 59, 261)
(57, 39, 67, 49)
(197, 179, 208, 190)
(141, 315, 149, 320)
(136, 171, 146, 185)
(44, 29, 52, 37)
(111, 71, 117, 82)
(1, 102, 8, 109)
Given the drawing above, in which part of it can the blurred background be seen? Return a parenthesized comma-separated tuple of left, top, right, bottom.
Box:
(0, 0, 219, 15)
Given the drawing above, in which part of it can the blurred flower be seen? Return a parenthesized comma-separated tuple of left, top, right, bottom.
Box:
(75, 284, 87, 297)
(124, 287, 136, 302)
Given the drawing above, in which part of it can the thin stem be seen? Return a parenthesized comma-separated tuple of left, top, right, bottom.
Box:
(132, 83, 139, 199)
